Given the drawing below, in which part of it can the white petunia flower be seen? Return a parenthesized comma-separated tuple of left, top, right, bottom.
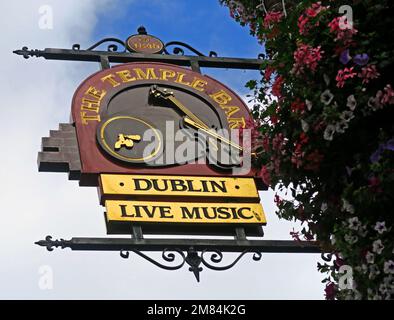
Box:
(340, 110, 355, 122)
(379, 283, 388, 295)
(320, 89, 334, 105)
(348, 217, 361, 230)
(344, 234, 358, 244)
(353, 290, 362, 300)
(305, 99, 313, 111)
(372, 239, 384, 254)
(301, 119, 309, 132)
(324, 124, 336, 141)
(342, 199, 355, 214)
(323, 74, 330, 86)
(383, 275, 393, 285)
(369, 265, 380, 279)
(321, 202, 328, 212)
(374, 221, 387, 234)
(365, 251, 375, 264)
(384, 260, 394, 274)
(347, 94, 357, 110)
(372, 293, 382, 300)
(335, 120, 349, 133)
(358, 225, 368, 237)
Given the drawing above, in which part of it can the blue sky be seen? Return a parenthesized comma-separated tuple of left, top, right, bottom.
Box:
(91, 0, 263, 94)
(0, 0, 324, 299)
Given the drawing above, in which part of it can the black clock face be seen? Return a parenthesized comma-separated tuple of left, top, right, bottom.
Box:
(98, 115, 163, 164)
(96, 83, 242, 169)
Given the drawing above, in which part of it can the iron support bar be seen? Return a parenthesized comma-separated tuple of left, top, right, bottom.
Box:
(14, 47, 265, 70)
(36, 236, 322, 253)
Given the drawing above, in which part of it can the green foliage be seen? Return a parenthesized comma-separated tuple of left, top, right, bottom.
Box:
(221, 0, 394, 299)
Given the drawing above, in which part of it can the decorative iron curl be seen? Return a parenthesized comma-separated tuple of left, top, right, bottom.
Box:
(72, 38, 127, 52)
(120, 248, 186, 270)
(201, 249, 262, 271)
(321, 253, 334, 262)
(163, 41, 218, 57)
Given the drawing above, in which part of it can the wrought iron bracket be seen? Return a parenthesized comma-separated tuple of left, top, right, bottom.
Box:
(13, 46, 265, 70)
(36, 236, 322, 282)
(13, 26, 267, 71)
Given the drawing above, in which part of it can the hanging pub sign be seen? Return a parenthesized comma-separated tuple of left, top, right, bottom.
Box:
(16, 26, 321, 282)
(38, 61, 266, 235)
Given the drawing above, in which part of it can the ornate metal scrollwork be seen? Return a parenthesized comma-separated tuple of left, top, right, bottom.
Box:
(72, 38, 127, 52)
(120, 246, 262, 282)
(201, 249, 262, 270)
(321, 252, 334, 262)
(163, 41, 218, 57)
(120, 248, 186, 271)
(35, 236, 71, 251)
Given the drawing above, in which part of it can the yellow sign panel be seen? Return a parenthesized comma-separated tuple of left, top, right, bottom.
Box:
(100, 174, 259, 199)
(105, 200, 266, 225)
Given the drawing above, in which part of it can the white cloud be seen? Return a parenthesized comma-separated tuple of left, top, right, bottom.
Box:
(0, 1, 324, 299)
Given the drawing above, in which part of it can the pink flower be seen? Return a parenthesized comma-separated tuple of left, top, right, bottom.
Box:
(335, 67, 357, 88)
(274, 194, 283, 206)
(272, 76, 284, 97)
(381, 84, 394, 105)
(325, 282, 337, 300)
(297, 2, 327, 35)
(291, 44, 323, 76)
(270, 114, 279, 125)
(290, 228, 302, 242)
(262, 134, 270, 152)
(328, 17, 341, 33)
(297, 15, 310, 35)
(359, 65, 380, 84)
(305, 2, 326, 17)
(264, 66, 275, 81)
(272, 133, 285, 150)
(328, 16, 358, 45)
(291, 99, 306, 114)
(263, 11, 283, 28)
(291, 145, 304, 168)
(304, 150, 324, 171)
(260, 165, 272, 186)
(272, 156, 281, 174)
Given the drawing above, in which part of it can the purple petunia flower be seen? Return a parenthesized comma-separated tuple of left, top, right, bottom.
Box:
(370, 145, 385, 163)
(353, 53, 369, 66)
(370, 138, 394, 163)
(339, 49, 352, 65)
(385, 138, 394, 151)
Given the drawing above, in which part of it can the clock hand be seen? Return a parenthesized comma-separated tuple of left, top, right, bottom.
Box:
(184, 117, 243, 152)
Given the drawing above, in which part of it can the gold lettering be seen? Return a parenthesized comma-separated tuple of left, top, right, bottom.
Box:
(210, 90, 232, 105)
(175, 72, 191, 86)
(191, 78, 208, 92)
(81, 112, 101, 125)
(133, 68, 158, 80)
(159, 69, 176, 81)
(81, 98, 100, 113)
(116, 70, 136, 83)
(86, 86, 106, 100)
(220, 105, 240, 118)
(101, 75, 120, 87)
(228, 117, 246, 129)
